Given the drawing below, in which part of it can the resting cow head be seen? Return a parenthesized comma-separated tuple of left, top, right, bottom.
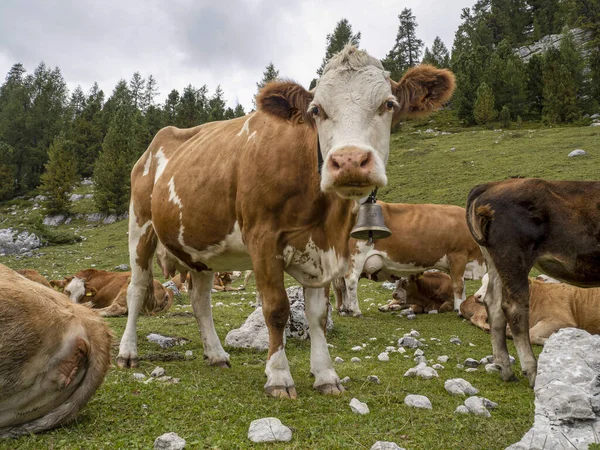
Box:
(64, 276, 97, 303)
(257, 45, 455, 199)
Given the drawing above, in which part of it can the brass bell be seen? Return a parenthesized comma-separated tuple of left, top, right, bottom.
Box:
(350, 202, 392, 241)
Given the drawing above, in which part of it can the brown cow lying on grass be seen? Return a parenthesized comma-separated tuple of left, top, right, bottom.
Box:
(461, 273, 600, 345)
(379, 272, 455, 313)
(0, 264, 111, 438)
(15, 269, 53, 288)
(61, 269, 173, 317)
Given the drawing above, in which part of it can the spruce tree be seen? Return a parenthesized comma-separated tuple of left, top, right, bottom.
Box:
(421, 37, 450, 67)
(474, 82, 497, 126)
(208, 86, 226, 122)
(253, 62, 279, 109)
(0, 142, 16, 200)
(40, 134, 78, 214)
(499, 105, 512, 128)
(382, 8, 424, 80)
(164, 89, 180, 125)
(234, 103, 246, 117)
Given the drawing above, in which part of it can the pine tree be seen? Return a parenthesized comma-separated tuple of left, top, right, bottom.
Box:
(0, 142, 16, 200)
(499, 105, 512, 128)
(310, 18, 361, 88)
(129, 72, 145, 111)
(474, 82, 498, 126)
(234, 103, 246, 117)
(175, 84, 208, 127)
(382, 8, 424, 80)
(421, 37, 450, 67)
(253, 62, 279, 109)
(164, 89, 180, 125)
(208, 86, 226, 122)
(40, 134, 78, 214)
(68, 85, 86, 120)
(142, 75, 159, 113)
(526, 54, 544, 118)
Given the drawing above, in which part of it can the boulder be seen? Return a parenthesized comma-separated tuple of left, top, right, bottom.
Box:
(0, 228, 41, 255)
(350, 398, 370, 415)
(247, 418, 292, 443)
(507, 328, 600, 450)
(445, 378, 479, 396)
(404, 394, 432, 409)
(43, 214, 67, 226)
(154, 432, 186, 450)
(568, 149, 588, 158)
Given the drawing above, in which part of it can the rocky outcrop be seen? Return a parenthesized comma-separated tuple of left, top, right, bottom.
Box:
(507, 328, 600, 450)
(515, 28, 592, 63)
(0, 228, 41, 255)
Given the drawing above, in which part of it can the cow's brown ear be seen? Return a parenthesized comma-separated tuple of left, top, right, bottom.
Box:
(257, 80, 314, 126)
(390, 65, 455, 123)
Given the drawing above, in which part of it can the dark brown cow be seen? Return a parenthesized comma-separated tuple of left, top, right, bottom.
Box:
(0, 264, 111, 438)
(467, 178, 600, 387)
(336, 202, 484, 316)
(64, 269, 173, 317)
(381, 272, 455, 313)
(462, 274, 600, 345)
(15, 269, 52, 288)
(118, 46, 455, 399)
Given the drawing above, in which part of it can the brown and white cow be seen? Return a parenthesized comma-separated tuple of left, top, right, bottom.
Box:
(336, 202, 484, 316)
(462, 274, 600, 345)
(380, 272, 455, 313)
(0, 264, 111, 438)
(467, 178, 600, 387)
(64, 269, 173, 317)
(117, 46, 455, 399)
(15, 268, 53, 288)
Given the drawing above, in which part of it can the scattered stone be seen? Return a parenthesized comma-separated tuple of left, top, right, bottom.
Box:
(406, 314, 416, 320)
(151, 366, 166, 378)
(103, 214, 119, 225)
(378, 352, 390, 362)
(568, 149, 588, 158)
(485, 363, 500, 373)
(482, 398, 498, 410)
(465, 368, 478, 373)
(397, 337, 422, 348)
(143, 377, 154, 385)
(445, 378, 479, 396)
(352, 346, 363, 351)
(381, 282, 396, 290)
(248, 417, 292, 443)
(147, 334, 190, 349)
(340, 376, 351, 384)
(351, 357, 361, 363)
(464, 396, 491, 417)
(437, 355, 449, 363)
(414, 356, 427, 365)
(184, 350, 193, 359)
(164, 280, 180, 296)
(455, 405, 469, 414)
(450, 147, 456, 152)
(428, 310, 438, 314)
(456, 364, 464, 369)
(432, 364, 444, 370)
(115, 264, 129, 271)
(414, 349, 424, 356)
(335, 357, 345, 364)
(404, 394, 432, 409)
(370, 442, 405, 450)
(367, 375, 381, 384)
(68, 193, 84, 202)
(43, 214, 67, 226)
(450, 337, 462, 345)
(386, 346, 396, 352)
(399, 309, 413, 316)
(133, 373, 146, 381)
(81, 178, 94, 185)
(464, 358, 480, 368)
(85, 213, 106, 223)
(509, 355, 516, 364)
(0, 228, 42, 254)
(350, 398, 370, 415)
(397, 347, 406, 354)
(154, 432, 186, 450)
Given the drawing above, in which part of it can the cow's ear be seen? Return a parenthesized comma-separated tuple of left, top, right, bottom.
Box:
(85, 287, 98, 297)
(417, 273, 424, 279)
(390, 65, 455, 123)
(257, 80, 314, 126)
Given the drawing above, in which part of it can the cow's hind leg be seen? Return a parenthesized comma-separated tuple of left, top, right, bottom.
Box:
(340, 274, 362, 317)
(481, 256, 516, 382)
(117, 204, 157, 369)
(305, 287, 344, 395)
(189, 271, 230, 367)
(449, 253, 468, 312)
(528, 321, 566, 346)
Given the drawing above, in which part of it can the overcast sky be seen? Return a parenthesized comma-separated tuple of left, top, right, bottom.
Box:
(0, 0, 475, 111)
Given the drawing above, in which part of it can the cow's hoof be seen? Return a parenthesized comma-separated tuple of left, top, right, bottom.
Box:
(116, 356, 138, 369)
(265, 385, 297, 400)
(204, 354, 231, 368)
(524, 371, 537, 388)
(338, 309, 362, 318)
(315, 382, 345, 396)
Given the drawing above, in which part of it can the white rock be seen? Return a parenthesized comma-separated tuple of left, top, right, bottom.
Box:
(428, 310, 438, 314)
(350, 398, 370, 415)
(437, 355, 449, 363)
(386, 346, 396, 352)
(340, 376, 351, 384)
(455, 405, 469, 414)
(464, 396, 491, 417)
(184, 350, 193, 359)
(408, 330, 420, 337)
(367, 375, 381, 384)
(450, 337, 462, 345)
(378, 352, 390, 362)
(445, 378, 479, 396)
(568, 149, 588, 157)
(414, 349, 424, 356)
(370, 442, 406, 450)
(151, 366, 165, 377)
(404, 394, 432, 409)
(465, 368, 478, 373)
(485, 363, 500, 373)
(414, 356, 427, 364)
(352, 346, 363, 351)
(351, 357, 361, 363)
(154, 432, 186, 450)
(248, 417, 293, 443)
(335, 357, 345, 364)
(432, 364, 444, 370)
(397, 347, 406, 354)
(133, 373, 146, 381)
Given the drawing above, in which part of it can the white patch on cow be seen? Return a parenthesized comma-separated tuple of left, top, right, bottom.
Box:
(247, 130, 257, 142)
(154, 148, 168, 184)
(142, 151, 152, 176)
(178, 221, 252, 271)
(167, 176, 183, 208)
(236, 114, 253, 137)
(65, 277, 86, 303)
(282, 239, 347, 288)
(264, 347, 295, 391)
(464, 260, 487, 280)
(474, 273, 489, 302)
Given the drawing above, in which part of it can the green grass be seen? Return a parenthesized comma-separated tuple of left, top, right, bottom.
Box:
(1, 120, 597, 449)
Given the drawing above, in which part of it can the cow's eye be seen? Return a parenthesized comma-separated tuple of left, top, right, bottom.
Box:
(310, 106, 320, 116)
(386, 100, 395, 110)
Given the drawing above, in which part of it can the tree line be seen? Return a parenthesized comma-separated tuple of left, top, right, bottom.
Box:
(1, 0, 599, 212)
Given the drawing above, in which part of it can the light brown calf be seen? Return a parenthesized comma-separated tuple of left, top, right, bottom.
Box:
(15, 268, 52, 288)
(381, 272, 455, 313)
(0, 264, 111, 438)
(63, 269, 173, 317)
(462, 274, 600, 345)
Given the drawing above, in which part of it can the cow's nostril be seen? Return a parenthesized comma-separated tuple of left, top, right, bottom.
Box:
(331, 159, 340, 170)
(359, 153, 371, 168)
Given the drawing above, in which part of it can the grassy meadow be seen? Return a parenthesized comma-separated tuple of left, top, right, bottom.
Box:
(0, 116, 598, 449)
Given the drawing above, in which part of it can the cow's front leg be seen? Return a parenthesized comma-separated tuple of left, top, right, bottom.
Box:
(189, 271, 230, 368)
(305, 287, 344, 395)
(340, 274, 362, 317)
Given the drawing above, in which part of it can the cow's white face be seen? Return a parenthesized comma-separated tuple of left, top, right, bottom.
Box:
(474, 273, 489, 302)
(64, 277, 86, 303)
(310, 51, 393, 199)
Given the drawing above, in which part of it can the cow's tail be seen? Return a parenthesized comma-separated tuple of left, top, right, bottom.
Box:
(466, 183, 494, 246)
(0, 313, 112, 438)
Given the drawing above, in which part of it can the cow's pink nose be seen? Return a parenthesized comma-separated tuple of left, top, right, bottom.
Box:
(327, 148, 373, 179)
